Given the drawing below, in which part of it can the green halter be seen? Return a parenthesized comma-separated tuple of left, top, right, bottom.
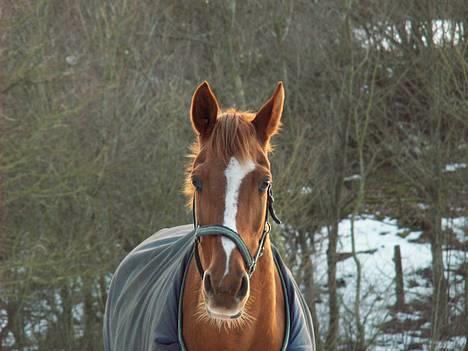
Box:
(192, 185, 280, 279)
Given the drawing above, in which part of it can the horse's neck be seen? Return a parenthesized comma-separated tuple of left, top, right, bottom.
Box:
(182, 241, 285, 351)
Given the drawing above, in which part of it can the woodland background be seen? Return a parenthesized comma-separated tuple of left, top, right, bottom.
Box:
(1, 0, 467, 350)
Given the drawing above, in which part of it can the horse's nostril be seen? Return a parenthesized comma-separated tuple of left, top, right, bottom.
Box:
(236, 274, 249, 300)
(204, 272, 214, 296)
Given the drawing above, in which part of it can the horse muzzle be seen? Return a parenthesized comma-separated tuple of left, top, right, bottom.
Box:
(202, 269, 249, 319)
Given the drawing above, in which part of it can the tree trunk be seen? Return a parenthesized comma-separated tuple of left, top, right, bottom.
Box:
(429, 210, 448, 346)
(394, 245, 405, 308)
(326, 222, 339, 351)
(8, 301, 25, 349)
(299, 232, 321, 350)
(83, 277, 96, 351)
(325, 110, 350, 351)
(465, 261, 468, 351)
(351, 215, 365, 350)
(428, 66, 448, 347)
(60, 284, 74, 350)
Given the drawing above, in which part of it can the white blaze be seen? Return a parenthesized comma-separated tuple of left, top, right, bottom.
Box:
(221, 157, 255, 276)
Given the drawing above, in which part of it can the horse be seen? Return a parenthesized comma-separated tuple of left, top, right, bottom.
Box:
(103, 82, 315, 351)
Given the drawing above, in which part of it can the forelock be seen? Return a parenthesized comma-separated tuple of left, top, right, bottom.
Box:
(207, 110, 258, 163)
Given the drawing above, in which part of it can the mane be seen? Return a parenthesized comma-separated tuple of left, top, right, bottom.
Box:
(184, 109, 261, 203)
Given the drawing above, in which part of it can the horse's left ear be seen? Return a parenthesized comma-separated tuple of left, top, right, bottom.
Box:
(190, 81, 220, 140)
(252, 82, 285, 147)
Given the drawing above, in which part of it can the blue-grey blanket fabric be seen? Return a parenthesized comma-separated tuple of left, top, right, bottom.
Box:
(104, 225, 315, 351)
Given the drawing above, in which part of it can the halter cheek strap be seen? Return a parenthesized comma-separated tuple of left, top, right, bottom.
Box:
(192, 185, 281, 279)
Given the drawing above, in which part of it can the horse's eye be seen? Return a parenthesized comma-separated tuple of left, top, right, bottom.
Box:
(192, 176, 202, 192)
(259, 177, 271, 192)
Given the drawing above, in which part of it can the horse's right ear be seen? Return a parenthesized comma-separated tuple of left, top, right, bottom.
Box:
(252, 82, 285, 148)
(190, 81, 220, 139)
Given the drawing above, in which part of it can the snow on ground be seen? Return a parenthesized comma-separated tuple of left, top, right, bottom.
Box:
(336, 215, 429, 285)
(313, 214, 467, 350)
(443, 163, 466, 173)
(442, 217, 467, 243)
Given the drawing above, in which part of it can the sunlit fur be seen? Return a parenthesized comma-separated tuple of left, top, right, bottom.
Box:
(192, 286, 258, 332)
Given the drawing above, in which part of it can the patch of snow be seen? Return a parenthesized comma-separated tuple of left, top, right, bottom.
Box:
(434, 337, 467, 350)
(374, 334, 467, 351)
(443, 163, 466, 172)
(0, 309, 7, 329)
(405, 230, 423, 241)
(344, 174, 362, 182)
(396, 312, 421, 321)
(311, 214, 467, 349)
(353, 20, 463, 50)
(32, 318, 48, 335)
(336, 215, 432, 281)
(386, 67, 394, 78)
(442, 217, 467, 242)
(417, 203, 429, 210)
(3, 331, 15, 348)
(65, 55, 78, 66)
(73, 302, 85, 338)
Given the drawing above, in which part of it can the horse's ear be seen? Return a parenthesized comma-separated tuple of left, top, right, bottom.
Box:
(190, 81, 220, 139)
(252, 82, 285, 147)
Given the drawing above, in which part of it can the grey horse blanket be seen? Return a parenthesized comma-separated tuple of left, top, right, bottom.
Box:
(104, 225, 315, 351)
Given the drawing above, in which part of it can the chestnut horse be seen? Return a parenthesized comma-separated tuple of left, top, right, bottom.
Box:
(182, 82, 314, 350)
(182, 81, 286, 350)
(103, 82, 315, 351)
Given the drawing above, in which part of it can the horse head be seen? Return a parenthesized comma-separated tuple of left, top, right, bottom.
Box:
(186, 81, 284, 321)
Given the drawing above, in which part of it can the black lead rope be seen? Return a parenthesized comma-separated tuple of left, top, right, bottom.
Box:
(192, 185, 281, 279)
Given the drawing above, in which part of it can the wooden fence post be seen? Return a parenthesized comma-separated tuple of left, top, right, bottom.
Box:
(394, 245, 405, 308)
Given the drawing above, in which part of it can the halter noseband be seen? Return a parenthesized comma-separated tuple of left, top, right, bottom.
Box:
(192, 185, 281, 279)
